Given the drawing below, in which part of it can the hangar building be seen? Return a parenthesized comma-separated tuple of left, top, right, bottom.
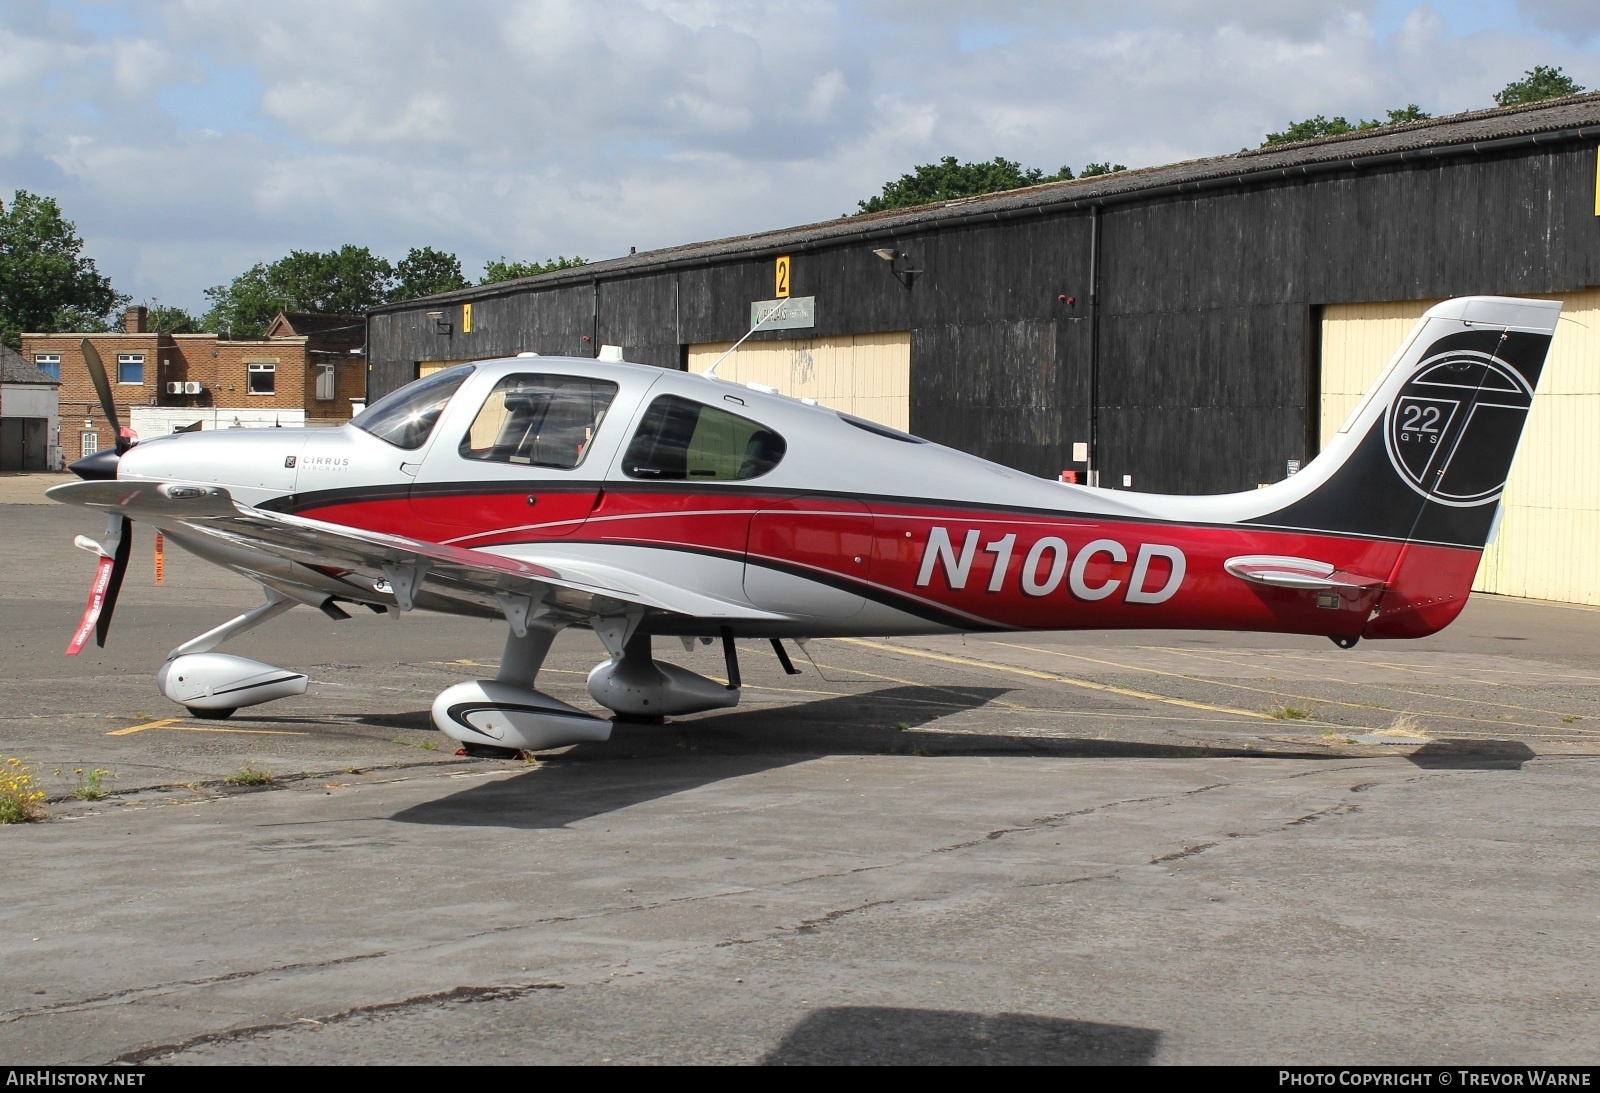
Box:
(367, 95, 1600, 606)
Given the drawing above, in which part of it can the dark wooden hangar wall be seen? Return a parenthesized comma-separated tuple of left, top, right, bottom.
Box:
(1099, 142, 1600, 493)
(367, 139, 1600, 495)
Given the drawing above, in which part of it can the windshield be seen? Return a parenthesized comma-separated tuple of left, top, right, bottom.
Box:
(351, 365, 473, 450)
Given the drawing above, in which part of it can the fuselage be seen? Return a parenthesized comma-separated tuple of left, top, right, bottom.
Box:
(113, 353, 1483, 641)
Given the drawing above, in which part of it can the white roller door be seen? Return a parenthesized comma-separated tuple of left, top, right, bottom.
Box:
(685, 332, 910, 431)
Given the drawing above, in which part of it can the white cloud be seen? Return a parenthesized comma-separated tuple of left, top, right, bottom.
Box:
(0, 0, 1596, 313)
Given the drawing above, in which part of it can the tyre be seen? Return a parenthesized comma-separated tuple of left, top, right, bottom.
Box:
(186, 706, 236, 720)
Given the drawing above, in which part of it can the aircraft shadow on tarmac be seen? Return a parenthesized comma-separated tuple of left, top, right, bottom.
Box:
(1406, 739, 1537, 770)
(389, 684, 1338, 831)
(760, 1006, 1161, 1065)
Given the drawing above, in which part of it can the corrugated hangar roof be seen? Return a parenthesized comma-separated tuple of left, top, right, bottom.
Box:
(374, 92, 1600, 312)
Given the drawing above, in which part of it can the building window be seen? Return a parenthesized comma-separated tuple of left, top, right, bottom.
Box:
(247, 362, 276, 395)
(117, 353, 144, 384)
(81, 432, 99, 456)
(34, 353, 60, 380)
(315, 363, 336, 401)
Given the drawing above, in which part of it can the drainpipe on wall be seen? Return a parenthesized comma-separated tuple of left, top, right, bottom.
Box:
(1087, 204, 1102, 489)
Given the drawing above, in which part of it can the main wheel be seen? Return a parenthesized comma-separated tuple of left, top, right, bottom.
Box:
(186, 706, 237, 720)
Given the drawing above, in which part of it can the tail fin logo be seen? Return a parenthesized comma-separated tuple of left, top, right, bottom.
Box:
(1384, 349, 1533, 508)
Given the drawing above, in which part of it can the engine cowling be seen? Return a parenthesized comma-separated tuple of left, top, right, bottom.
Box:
(157, 653, 308, 711)
(432, 680, 613, 751)
(587, 656, 740, 718)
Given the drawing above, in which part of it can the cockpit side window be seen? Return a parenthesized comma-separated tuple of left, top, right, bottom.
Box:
(351, 365, 473, 450)
(459, 374, 618, 469)
(622, 394, 786, 481)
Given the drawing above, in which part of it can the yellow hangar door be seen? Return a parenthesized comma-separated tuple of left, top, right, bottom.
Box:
(1319, 293, 1600, 605)
(417, 359, 475, 380)
(685, 331, 911, 431)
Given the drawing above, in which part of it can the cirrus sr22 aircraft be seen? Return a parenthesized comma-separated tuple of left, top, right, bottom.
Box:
(50, 295, 1558, 755)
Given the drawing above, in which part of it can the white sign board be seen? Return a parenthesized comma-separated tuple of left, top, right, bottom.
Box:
(750, 296, 815, 331)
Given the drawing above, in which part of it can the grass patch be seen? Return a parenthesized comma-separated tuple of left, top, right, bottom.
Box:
(0, 757, 47, 823)
(1561, 715, 1580, 724)
(223, 761, 272, 787)
(1373, 713, 1429, 739)
(71, 768, 111, 801)
(1271, 705, 1313, 720)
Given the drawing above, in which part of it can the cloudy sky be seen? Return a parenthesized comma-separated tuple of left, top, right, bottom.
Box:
(3, 0, 1599, 314)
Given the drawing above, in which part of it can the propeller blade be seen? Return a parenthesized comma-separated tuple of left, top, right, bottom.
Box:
(80, 339, 130, 454)
(97, 516, 132, 648)
(65, 514, 130, 655)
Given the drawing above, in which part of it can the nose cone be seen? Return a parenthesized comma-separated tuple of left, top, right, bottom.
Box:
(69, 448, 120, 481)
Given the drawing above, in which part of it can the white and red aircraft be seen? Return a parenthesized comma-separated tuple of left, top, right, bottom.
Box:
(50, 295, 1559, 755)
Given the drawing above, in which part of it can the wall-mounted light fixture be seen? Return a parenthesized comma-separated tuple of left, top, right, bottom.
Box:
(872, 246, 922, 290)
(426, 310, 452, 335)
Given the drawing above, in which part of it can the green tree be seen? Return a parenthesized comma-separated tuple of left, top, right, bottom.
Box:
(857, 156, 1077, 214)
(1080, 162, 1128, 177)
(0, 190, 126, 348)
(1495, 65, 1584, 107)
(392, 246, 469, 301)
(146, 303, 199, 334)
(1262, 103, 1432, 147)
(203, 244, 396, 336)
(479, 255, 588, 284)
(1384, 104, 1431, 124)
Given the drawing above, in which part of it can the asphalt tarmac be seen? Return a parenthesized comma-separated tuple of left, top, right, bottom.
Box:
(1, 476, 1596, 1064)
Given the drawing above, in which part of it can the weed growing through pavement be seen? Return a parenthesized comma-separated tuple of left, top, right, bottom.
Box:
(1380, 713, 1429, 738)
(71, 768, 111, 801)
(224, 761, 272, 786)
(1271, 705, 1313, 720)
(1562, 715, 1580, 723)
(0, 757, 47, 823)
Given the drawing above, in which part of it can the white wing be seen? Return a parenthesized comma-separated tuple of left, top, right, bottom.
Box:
(47, 479, 784, 625)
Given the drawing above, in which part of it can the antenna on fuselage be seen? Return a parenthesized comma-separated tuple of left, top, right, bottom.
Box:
(702, 300, 790, 380)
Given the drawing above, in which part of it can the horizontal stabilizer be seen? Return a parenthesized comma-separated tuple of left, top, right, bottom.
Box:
(1224, 555, 1383, 591)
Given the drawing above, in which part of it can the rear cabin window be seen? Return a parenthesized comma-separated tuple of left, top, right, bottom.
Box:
(459, 374, 618, 469)
(351, 364, 473, 450)
(622, 394, 786, 481)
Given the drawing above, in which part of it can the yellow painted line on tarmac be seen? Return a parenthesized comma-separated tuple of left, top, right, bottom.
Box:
(107, 718, 184, 736)
(1141, 644, 1600, 726)
(109, 718, 308, 737)
(838, 638, 1276, 721)
(987, 641, 1577, 733)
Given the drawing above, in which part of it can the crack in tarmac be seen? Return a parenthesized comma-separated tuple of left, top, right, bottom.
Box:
(0, 949, 394, 1025)
(115, 981, 567, 1064)
(1150, 842, 1220, 864)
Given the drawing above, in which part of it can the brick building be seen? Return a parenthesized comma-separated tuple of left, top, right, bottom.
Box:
(24, 306, 366, 464)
